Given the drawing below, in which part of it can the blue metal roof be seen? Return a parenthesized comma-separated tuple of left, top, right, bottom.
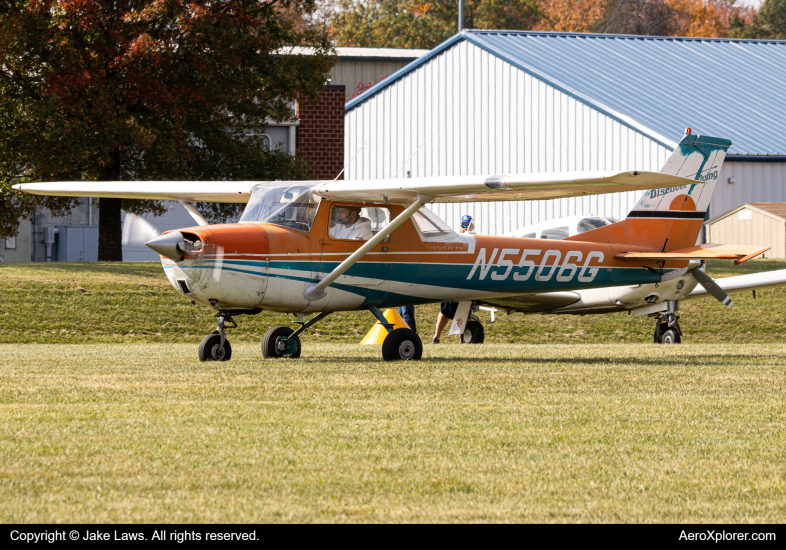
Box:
(346, 31, 786, 156)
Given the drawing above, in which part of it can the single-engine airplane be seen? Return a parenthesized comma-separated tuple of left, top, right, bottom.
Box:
(15, 131, 769, 360)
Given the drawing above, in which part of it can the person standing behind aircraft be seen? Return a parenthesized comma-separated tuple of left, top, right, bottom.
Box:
(330, 206, 373, 240)
(432, 215, 476, 344)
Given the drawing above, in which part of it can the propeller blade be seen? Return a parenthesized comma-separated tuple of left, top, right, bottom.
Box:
(123, 212, 161, 246)
(691, 268, 733, 307)
(212, 246, 224, 283)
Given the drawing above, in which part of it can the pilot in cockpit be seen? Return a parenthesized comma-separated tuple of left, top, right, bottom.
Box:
(330, 206, 373, 240)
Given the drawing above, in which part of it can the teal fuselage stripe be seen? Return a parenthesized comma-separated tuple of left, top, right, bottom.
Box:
(163, 258, 667, 307)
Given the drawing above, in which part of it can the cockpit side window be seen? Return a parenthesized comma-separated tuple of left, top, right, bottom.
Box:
(540, 226, 569, 240)
(411, 207, 457, 242)
(577, 217, 610, 233)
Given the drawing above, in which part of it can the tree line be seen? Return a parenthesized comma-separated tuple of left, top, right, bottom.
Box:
(325, 0, 786, 49)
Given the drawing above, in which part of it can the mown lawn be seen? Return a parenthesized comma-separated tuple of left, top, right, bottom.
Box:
(1, 259, 785, 344)
(0, 343, 784, 522)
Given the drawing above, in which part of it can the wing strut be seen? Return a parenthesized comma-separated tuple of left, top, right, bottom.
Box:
(177, 200, 209, 226)
(303, 195, 431, 301)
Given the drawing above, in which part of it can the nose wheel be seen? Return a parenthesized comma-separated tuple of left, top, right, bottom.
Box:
(654, 314, 682, 344)
(198, 312, 236, 361)
(460, 318, 485, 344)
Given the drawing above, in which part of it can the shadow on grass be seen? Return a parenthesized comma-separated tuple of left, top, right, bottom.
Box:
(292, 352, 780, 367)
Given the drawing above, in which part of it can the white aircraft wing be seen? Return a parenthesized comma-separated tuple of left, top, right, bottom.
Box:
(14, 170, 699, 205)
(12, 181, 260, 203)
(313, 171, 699, 203)
(681, 269, 786, 301)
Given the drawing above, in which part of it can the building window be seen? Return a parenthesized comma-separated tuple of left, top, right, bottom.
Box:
(266, 126, 290, 152)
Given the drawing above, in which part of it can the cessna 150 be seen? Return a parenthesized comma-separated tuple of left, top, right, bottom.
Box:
(16, 131, 769, 361)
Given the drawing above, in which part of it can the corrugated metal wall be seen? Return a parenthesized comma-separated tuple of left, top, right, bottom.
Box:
(344, 40, 672, 235)
(716, 162, 786, 220)
(707, 208, 785, 258)
(331, 61, 414, 99)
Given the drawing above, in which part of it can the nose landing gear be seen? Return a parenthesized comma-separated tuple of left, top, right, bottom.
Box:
(198, 312, 237, 361)
(461, 308, 485, 344)
(654, 313, 682, 344)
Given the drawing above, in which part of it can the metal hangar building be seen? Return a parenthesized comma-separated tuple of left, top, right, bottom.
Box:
(344, 30, 786, 236)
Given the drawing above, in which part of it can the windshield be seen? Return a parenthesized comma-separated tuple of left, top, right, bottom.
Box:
(411, 207, 458, 241)
(240, 182, 320, 231)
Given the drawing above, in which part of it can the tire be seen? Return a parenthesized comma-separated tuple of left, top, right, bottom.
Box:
(660, 328, 681, 344)
(381, 328, 423, 361)
(461, 321, 485, 344)
(198, 333, 232, 362)
(262, 325, 302, 359)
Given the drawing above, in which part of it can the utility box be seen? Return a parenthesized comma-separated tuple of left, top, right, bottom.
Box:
(56, 225, 99, 262)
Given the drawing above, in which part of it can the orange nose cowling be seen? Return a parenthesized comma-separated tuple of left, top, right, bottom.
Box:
(182, 223, 270, 260)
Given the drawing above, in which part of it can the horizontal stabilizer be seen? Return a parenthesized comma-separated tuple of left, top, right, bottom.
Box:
(615, 244, 770, 265)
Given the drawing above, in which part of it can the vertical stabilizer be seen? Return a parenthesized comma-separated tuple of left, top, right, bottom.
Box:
(631, 131, 731, 217)
(569, 130, 732, 251)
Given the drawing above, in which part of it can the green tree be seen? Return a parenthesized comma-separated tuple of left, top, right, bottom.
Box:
(729, 0, 786, 39)
(0, 1, 333, 259)
(329, 0, 544, 49)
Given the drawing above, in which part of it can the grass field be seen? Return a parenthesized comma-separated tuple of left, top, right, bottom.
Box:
(1, 259, 785, 345)
(1, 343, 784, 523)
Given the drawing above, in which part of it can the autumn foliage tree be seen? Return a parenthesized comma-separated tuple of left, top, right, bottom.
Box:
(329, 0, 544, 49)
(540, 0, 742, 36)
(0, 1, 333, 259)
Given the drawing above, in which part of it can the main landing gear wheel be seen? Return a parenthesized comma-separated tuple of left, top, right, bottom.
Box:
(461, 321, 485, 344)
(198, 332, 233, 362)
(382, 328, 423, 361)
(654, 318, 682, 344)
(262, 325, 302, 359)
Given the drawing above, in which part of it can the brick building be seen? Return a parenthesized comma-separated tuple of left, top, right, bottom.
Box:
(297, 85, 346, 180)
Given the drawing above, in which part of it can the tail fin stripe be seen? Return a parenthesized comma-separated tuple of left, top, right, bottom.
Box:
(627, 211, 707, 219)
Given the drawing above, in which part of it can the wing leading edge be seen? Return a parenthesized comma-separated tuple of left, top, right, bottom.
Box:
(12, 181, 260, 203)
(313, 171, 700, 203)
(14, 171, 700, 205)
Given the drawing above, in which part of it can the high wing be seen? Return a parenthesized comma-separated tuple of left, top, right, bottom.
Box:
(681, 269, 786, 301)
(12, 181, 259, 203)
(312, 171, 699, 203)
(13, 171, 700, 204)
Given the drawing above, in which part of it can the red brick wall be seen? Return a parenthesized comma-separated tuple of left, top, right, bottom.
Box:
(297, 86, 345, 180)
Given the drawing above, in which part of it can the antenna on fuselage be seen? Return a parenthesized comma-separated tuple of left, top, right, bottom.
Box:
(333, 139, 369, 181)
(392, 141, 426, 179)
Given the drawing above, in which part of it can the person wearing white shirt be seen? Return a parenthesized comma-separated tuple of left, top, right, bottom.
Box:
(330, 206, 373, 240)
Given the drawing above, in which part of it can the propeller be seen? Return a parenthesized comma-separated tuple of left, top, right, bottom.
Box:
(122, 212, 160, 247)
(689, 262, 733, 307)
